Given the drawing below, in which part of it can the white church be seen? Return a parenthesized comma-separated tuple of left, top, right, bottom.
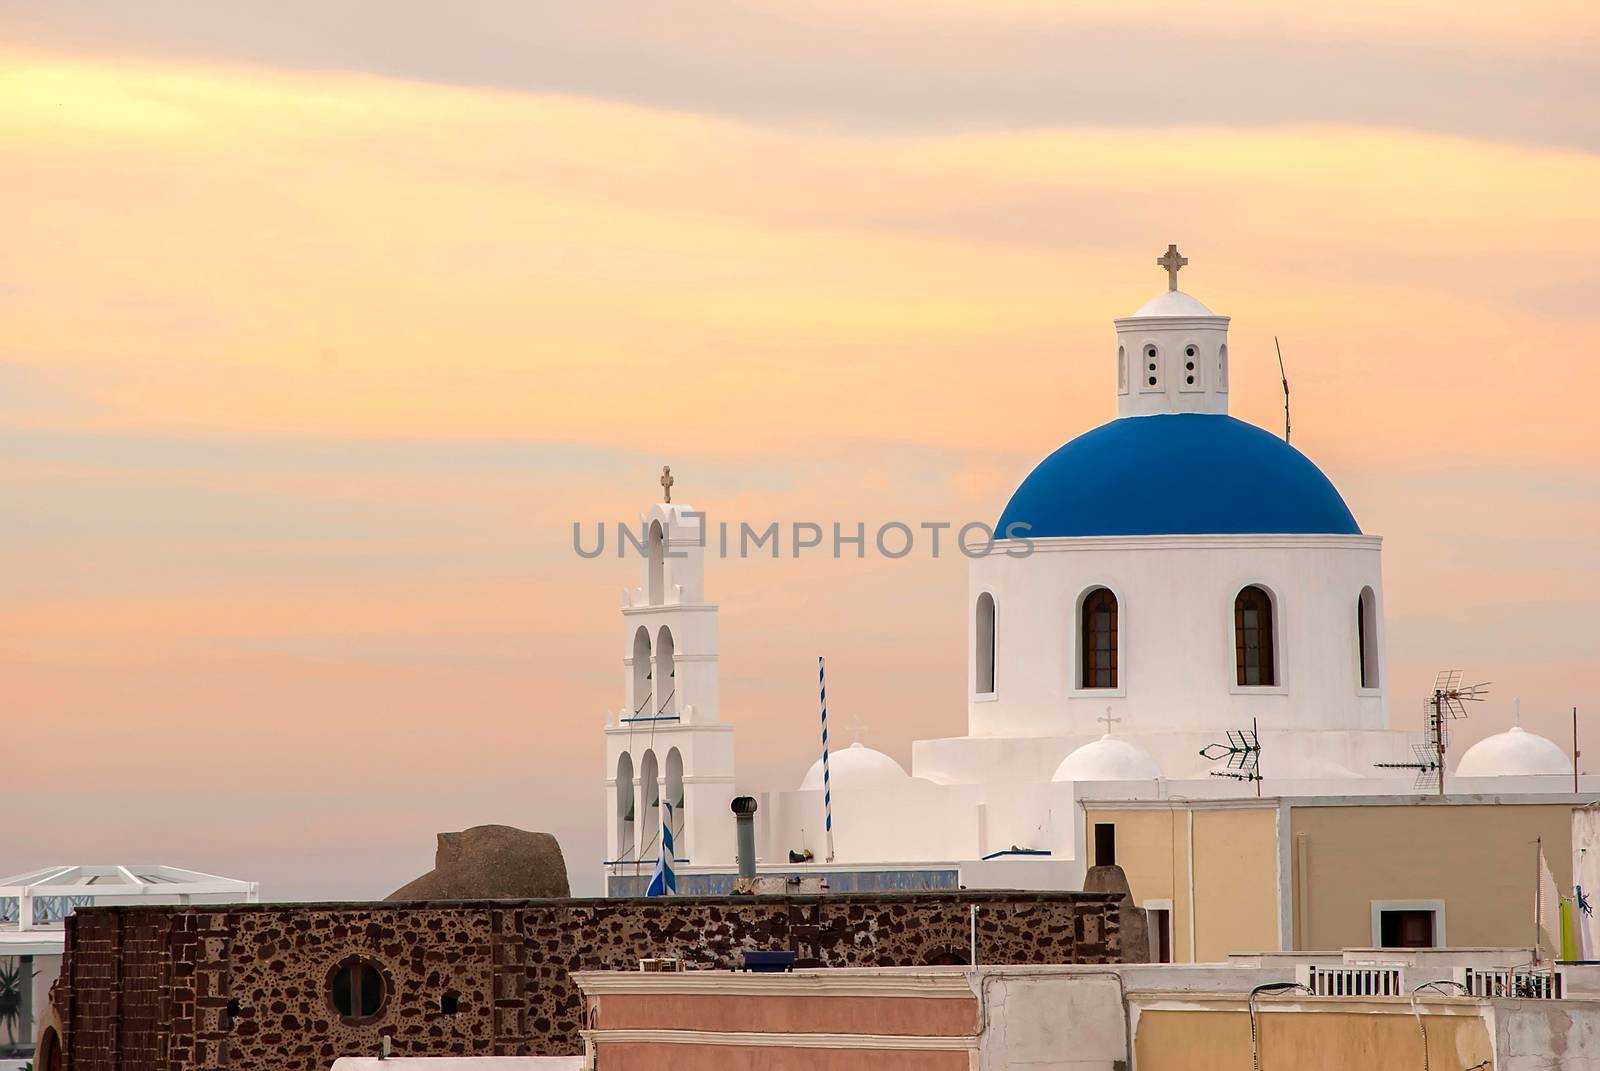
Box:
(601, 248, 1583, 898)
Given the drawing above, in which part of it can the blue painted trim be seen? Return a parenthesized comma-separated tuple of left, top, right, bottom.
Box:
(621, 715, 681, 723)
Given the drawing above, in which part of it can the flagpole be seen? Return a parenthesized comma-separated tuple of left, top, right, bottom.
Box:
(819, 656, 836, 863)
(1536, 836, 1544, 965)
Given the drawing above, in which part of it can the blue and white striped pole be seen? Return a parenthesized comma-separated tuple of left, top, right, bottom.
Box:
(818, 656, 836, 862)
(645, 801, 677, 896)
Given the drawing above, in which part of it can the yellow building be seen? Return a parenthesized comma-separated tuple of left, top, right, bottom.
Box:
(1082, 794, 1591, 962)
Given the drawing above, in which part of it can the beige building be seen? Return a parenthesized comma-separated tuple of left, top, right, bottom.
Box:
(1082, 794, 1590, 963)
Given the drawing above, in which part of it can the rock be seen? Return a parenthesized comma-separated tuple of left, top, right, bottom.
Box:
(386, 825, 570, 901)
(1083, 863, 1150, 964)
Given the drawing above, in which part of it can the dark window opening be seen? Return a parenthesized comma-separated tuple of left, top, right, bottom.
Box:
(329, 959, 388, 1023)
(1357, 588, 1379, 689)
(1148, 908, 1173, 962)
(440, 993, 460, 1016)
(1379, 909, 1436, 948)
(1094, 822, 1116, 867)
(1081, 588, 1119, 689)
(1234, 585, 1276, 686)
(925, 949, 971, 966)
(976, 592, 996, 694)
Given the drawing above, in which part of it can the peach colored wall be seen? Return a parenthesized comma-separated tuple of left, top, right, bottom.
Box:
(597, 992, 977, 1035)
(592, 1042, 971, 1071)
(1134, 1007, 1492, 1071)
(1291, 803, 1576, 950)
(1084, 804, 1280, 962)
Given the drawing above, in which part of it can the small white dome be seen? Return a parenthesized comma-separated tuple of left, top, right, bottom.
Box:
(1052, 735, 1163, 782)
(1131, 289, 1215, 318)
(800, 742, 908, 791)
(1455, 726, 1571, 778)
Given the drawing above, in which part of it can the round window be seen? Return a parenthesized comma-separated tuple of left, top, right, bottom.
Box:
(329, 958, 388, 1023)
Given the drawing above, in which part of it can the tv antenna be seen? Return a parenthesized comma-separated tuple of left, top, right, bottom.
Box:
(1199, 719, 1262, 796)
(1428, 669, 1490, 797)
(1374, 743, 1444, 792)
(1275, 336, 1291, 444)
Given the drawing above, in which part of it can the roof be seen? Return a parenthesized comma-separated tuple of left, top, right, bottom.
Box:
(0, 864, 257, 897)
(1129, 289, 1216, 318)
(800, 743, 908, 791)
(1, 865, 259, 930)
(1053, 735, 1163, 782)
(1454, 727, 1572, 777)
(997, 414, 1360, 538)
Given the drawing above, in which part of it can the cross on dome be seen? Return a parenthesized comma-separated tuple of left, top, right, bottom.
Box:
(1156, 244, 1188, 292)
(660, 465, 674, 503)
(1098, 707, 1122, 734)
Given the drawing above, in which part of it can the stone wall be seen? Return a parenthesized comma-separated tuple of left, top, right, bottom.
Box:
(51, 891, 1121, 1070)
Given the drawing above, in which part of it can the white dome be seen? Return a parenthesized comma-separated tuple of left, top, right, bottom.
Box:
(1052, 735, 1163, 782)
(800, 742, 908, 791)
(1455, 726, 1571, 778)
(1131, 289, 1215, 318)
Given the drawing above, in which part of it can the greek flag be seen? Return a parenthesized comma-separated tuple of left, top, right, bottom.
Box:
(646, 801, 677, 896)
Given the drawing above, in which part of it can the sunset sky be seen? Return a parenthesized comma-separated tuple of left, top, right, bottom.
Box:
(4, 2, 1598, 899)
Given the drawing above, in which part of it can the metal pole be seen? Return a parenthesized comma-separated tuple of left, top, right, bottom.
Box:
(1436, 691, 1445, 798)
(1576, 707, 1582, 796)
(1254, 717, 1262, 798)
(1536, 837, 1543, 966)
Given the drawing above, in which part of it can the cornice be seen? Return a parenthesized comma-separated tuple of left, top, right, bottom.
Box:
(583, 1028, 976, 1050)
(574, 968, 974, 999)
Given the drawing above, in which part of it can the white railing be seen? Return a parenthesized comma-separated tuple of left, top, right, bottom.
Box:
(1297, 965, 1404, 996)
(1462, 967, 1563, 1000)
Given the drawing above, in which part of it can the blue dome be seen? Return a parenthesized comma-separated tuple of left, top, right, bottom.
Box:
(997, 414, 1360, 538)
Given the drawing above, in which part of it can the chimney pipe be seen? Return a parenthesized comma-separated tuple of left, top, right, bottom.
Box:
(731, 796, 758, 881)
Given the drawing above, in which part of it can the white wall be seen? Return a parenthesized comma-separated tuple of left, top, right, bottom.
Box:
(968, 534, 1387, 738)
(976, 970, 1128, 1070)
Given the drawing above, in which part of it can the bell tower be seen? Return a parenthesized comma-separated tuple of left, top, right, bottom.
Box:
(603, 469, 736, 890)
(1113, 244, 1232, 418)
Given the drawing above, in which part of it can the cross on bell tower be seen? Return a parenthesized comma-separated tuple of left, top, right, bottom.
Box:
(1156, 244, 1188, 292)
(660, 465, 674, 503)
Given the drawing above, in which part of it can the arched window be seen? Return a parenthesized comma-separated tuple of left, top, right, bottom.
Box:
(638, 750, 660, 858)
(38, 1027, 63, 1071)
(1358, 586, 1379, 689)
(655, 626, 676, 715)
(665, 747, 685, 854)
(631, 626, 652, 715)
(647, 520, 665, 605)
(1080, 588, 1118, 689)
(1234, 586, 1276, 686)
(615, 752, 635, 860)
(975, 593, 996, 694)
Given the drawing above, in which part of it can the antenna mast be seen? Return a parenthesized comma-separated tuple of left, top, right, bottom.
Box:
(1372, 669, 1489, 793)
(1275, 336, 1291, 444)
(1428, 670, 1490, 796)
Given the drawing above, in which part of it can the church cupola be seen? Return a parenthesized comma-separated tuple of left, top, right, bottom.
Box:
(1114, 244, 1231, 418)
